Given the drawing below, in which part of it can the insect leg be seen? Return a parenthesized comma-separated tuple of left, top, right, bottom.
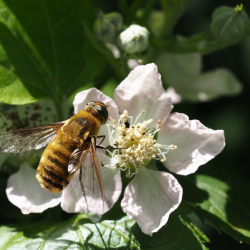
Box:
(96, 145, 127, 150)
(95, 135, 127, 149)
(96, 135, 106, 145)
(79, 166, 85, 196)
(90, 135, 97, 150)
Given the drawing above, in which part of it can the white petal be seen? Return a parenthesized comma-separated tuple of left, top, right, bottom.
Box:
(61, 152, 121, 220)
(114, 63, 173, 125)
(73, 88, 120, 145)
(127, 59, 139, 69)
(166, 87, 182, 104)
(6, 163, 61, 214)
(159, 113, 225, 175)
(105, 43, 120, 59)
(121, 167, 182, 236)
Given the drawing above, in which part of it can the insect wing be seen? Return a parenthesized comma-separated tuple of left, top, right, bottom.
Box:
(63, 142, 105, 221)
(90, 136, 104, 201)
(0, 122, 65, 153)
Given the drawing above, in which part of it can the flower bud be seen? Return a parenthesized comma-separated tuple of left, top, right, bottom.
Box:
(117, 24, 149, 54)
(210, 4, 250, 45)
(93, 9, 123, 43)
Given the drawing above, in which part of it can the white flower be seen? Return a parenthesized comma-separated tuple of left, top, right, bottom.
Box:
(118, 24, 149, 54)
(6, 63, 225, 236)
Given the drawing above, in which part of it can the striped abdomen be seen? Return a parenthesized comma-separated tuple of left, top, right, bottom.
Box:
(36, 132, 75, 193)
(36, 113, 101, 193)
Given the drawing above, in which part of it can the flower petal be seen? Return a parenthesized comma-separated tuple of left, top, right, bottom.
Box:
(121, 167, 182, 236)
(73, 88, 120, 145)
(6, 163, 61, 214)
(114, 63, 173, 125)
(61, 152, 121, 220)
(166, 87, 182, 104)
(159, 113, 225, 175)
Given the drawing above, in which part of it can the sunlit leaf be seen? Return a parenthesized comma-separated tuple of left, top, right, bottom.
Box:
(181, 174, 250, 245)
(0, 99, 58, 133)
(0, 0, 106, 105)
(0, 206, 210, 250)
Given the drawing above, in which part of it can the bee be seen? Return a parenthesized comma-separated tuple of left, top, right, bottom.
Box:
(0, 101, 109, 204)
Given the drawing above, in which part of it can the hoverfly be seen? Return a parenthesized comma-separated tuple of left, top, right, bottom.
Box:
(0, 101, 109, 214)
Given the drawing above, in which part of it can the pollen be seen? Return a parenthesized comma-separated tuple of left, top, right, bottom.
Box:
(105, 110, 177, 178)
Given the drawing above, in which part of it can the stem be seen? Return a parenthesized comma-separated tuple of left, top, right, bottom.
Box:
(198, 40, 228, 55)
(83, 21, 126, 81)
(160, 0, 193, 37)
(126, 0, 143, 24)
(140, 0, 158, 21)
(118, 0, 129, 16)
(151, 32, 229, 55)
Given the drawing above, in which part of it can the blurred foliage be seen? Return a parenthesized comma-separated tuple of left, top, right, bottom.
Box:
(1, 0, 250, 249)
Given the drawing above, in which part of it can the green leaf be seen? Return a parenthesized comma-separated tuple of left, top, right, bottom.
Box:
(132, 204, 210, 250)
(0, 100, 59, 171)
(0, 215, 139, 250)
(0, 205, 210, 250)
(147, 11, 165, 38)
(0, 99, 58, 133)
(180, 68, 242, 102)
(156, 52, 242, 102)
(178, 216, 210, 250)
(0, 0, 106, 105)
(210, 5, 250, 45)
(182, 174, 250, 245)
(157, 52, 202, 83)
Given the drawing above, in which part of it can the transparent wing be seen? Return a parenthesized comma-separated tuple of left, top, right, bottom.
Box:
(63, 139, 105, 221)
(0, 122, 65, 153)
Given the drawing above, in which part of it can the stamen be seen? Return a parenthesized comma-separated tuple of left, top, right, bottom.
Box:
(106, 110, 177, 178)
(133, 111, 144, 125)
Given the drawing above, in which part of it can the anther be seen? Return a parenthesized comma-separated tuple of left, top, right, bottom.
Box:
(120, 114, 126, 119)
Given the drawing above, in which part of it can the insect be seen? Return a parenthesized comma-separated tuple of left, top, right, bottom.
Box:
(0, 101, 109, 206)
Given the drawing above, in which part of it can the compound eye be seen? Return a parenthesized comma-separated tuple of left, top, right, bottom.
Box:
(95, 105, 101, 111)
(87, 101, 95, 106)
(96, 105, 108, 124)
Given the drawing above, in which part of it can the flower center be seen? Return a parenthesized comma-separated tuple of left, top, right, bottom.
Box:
(105, 110, 177, 178)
